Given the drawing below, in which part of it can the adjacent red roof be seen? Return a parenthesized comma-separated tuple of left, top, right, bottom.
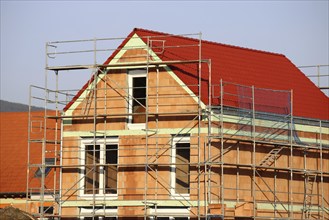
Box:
(65, 28, 329, 120)
(0, 111, 58, 195)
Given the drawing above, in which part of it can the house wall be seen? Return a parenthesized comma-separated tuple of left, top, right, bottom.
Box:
(59, 49, 329, 219)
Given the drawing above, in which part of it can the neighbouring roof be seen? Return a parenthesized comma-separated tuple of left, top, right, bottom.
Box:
(65, 28, 329, 120)
(0, 111, 58, 195)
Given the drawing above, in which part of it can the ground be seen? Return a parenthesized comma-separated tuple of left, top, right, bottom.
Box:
(0, 206, 35, 220)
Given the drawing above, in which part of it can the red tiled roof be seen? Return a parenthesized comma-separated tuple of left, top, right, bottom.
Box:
(0, 111, 59, 195)
(65, 28, 329, 120)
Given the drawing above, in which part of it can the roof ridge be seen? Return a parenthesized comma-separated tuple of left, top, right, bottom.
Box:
(133, 27, 285, 57)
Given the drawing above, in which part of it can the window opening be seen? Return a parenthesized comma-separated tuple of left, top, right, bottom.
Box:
(105, 145, 118, 194)
(132, 76, 146, 123)
(38, 206, 54, 214)
(81, 139, 118, 197)
(175, 142, 190, 194)
(84, 145, 100, 194)
(128, 69, 147, 129)
(171, 136, 190, 197)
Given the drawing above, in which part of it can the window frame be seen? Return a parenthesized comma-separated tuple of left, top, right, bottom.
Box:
(79, 138, 119, 199)
(149, 217, 190, 220)
(170, 136, 190, 200)
(79, 207, 118, 219)
(127, 69, 147, 130)
(147, 207, 190, 219)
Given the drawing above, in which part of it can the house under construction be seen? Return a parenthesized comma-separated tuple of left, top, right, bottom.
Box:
(27, 28, 329, 219)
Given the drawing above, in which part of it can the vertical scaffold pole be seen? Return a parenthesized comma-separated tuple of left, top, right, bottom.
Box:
(90, 37, 98, 220)
(320, 120, 324, 219)
(289, 89, 294, 218)
(92, 68, 97, 219)
(59, 108, 64, 218)
(40, 42, 50, 219)
(197, 32, 202, 220)
(252, 85, 256, 218)
(54, 70, 59, 213)
(207, 60, 212, 216)
(220, 79, 224, 216)
(102, 58, 108, 215)
(144, 36, 150, 220)
(155, 66, 159, 214)
(26, 85, 32, 212)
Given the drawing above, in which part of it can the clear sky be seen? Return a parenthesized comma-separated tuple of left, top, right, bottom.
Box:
(1, 1, 328, 105)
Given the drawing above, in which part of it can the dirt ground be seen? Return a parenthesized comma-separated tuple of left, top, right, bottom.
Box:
(0, 206, 35, 220)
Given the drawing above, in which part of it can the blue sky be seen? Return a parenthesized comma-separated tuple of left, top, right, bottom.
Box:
(1, 1, 328, 105)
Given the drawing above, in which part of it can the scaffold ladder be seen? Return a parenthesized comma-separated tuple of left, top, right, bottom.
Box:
(302, 173, 317, 219)
(258, 146, 284, 167)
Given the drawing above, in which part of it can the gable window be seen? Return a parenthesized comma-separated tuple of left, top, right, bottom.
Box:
(132, 76, 146, 123)
(171, 136, 190, 198)
(80, 138, 118, 198)
(128, 69, 147, 129)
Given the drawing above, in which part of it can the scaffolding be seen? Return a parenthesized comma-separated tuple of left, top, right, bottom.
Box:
(298, 65, 329, 96)
(27, 31, 329, 219)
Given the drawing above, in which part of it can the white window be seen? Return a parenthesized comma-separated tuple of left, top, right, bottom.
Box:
(150, 217, 189, 220)
(82, 218, 117, 220)
(170, 136, 190, 199)
(80, 138, 118, 199)
(80, 207, 117, 220)
(147, 207, 190, 219)
(127, 69, 147, 130)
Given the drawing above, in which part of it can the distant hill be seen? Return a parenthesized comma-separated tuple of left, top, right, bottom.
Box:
(0, 100, 45, 112)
